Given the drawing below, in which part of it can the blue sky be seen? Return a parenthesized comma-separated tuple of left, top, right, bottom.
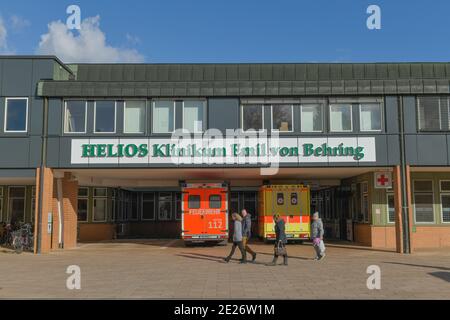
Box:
(0, 0, 449, 63)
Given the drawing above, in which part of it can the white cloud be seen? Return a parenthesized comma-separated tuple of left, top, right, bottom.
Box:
(36, 15, 144, 63)
(0, 16, 9, 53)
(10, 15, 30, 32)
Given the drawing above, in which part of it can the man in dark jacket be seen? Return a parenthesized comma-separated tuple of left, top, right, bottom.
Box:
(267, 214, 288, 266)
(241, 209, 257, 262)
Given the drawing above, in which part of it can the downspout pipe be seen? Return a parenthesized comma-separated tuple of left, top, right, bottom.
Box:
(56, 177, 64, 248)
(36, 97, 49, 254)
(398, 96, 411, 254)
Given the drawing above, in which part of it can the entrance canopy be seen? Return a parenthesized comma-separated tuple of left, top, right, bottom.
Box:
(60, 167, 388, 189)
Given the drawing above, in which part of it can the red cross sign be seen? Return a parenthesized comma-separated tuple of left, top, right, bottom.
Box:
(375, 172, 392, 189)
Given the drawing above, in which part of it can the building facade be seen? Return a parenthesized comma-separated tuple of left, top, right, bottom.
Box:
(0, 56, 450, 253)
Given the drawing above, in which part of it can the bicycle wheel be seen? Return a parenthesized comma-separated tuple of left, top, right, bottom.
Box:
(13, 236, 23, 254)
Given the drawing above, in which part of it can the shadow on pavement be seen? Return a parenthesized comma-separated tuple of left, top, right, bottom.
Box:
(177, 251, 311, 264)
(383, 261, 450, 271)
(429, 272, 450, 283)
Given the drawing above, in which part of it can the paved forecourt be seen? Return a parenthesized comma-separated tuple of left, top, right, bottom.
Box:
(0, 240, 449, 299)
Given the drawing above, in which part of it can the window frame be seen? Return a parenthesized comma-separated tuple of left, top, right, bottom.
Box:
(182, 100, 206, 133)
(359, 103, 383, 132)
(417, 96, 445, 132)
(188, 195, 201, 209)
(92, 187, 108, 222)
(329, 103, 353, 133)
(240, 104, 265, 133)
(209, 194, 222, 209)
(4, 97, 29, 133)
(141, 192, 156, 221)
(7, 186, 26, 222)
(386, 192, 395, 224)
(152, 100, 176, 134)
(77, 187, 89, 222)
(439, 180, 450, 223)
(158, 192, 173, 221)
(93, 101, 117, 134)
(123, 100, 147, 134)
(300, 104, 324, 133)
(270, 104, 294, 133)
(63, 100, 87, 134)
(413, 179, 435, 224)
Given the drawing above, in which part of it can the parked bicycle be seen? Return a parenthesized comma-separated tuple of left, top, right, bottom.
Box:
(2, 223, 33, 253)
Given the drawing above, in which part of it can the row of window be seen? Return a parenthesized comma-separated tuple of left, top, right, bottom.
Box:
(4, 96, 450, 134)
(77, 188, 183, 222)
(386, 180, 450, 224)
(242, 103, 383, 133)
(65, 100, 205, 134)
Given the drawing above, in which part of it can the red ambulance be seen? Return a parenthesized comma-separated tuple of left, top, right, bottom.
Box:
(181, 183, 229, 245)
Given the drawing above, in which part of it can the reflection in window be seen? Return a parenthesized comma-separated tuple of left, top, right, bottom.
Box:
(441, 195, 450, 223)
(209, 195, 221, 209)
(183, 100, 204, 132)
(158, 193, 172, 220)
(77, 187, 89, 222)
(413, 180, 434, 223)
(242, 105, 263, 131)
(64, 101, 86, 133)
(301, 104, 323, 132)
(188, 195, 200, 209)
(272, 105, 293, 132)
(8, 187, 26, 223)
(93, 187, 107, 221)
(153, 101, 175, 133)
(124, 101, 146, 133)
(417, 96, 448, 131)
(330, 104, 352, 132)
(387, 193, 395, 223)
(360, 103, 382, 131)
(5, 98, 28, 132)
(95, 101, 116, 133)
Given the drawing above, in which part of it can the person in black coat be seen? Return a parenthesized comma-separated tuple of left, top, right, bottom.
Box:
(267, 214, 288, 266)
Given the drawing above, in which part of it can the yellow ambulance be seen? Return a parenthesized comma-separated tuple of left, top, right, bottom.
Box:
(258, 185, 311, 242)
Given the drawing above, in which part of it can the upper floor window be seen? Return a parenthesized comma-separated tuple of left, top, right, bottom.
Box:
(183, 100, 205, 133)
(271, 104, 293, 132)
(124, 100, 146, 134)
(94, 101, 116, 133)
(417, 96, 449, 131)
(4, 98, 28, 133)
(360, 103, 382, 131)
(301, 104, 323, 132)
(241, 104, 264, 132)
(153, 100, 175, 133)
(64, 100, 86, 133)
(329, 104, 352, 132)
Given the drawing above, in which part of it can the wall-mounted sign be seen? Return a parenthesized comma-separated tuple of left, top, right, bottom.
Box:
(374, 171, 392, 189)
(70, 137, 376, 165)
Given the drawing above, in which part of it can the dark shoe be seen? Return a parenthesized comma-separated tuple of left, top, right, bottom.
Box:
(224, 257, 230, 263)
(251, 253, 257, 262)
(239, 260, 247, 264)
